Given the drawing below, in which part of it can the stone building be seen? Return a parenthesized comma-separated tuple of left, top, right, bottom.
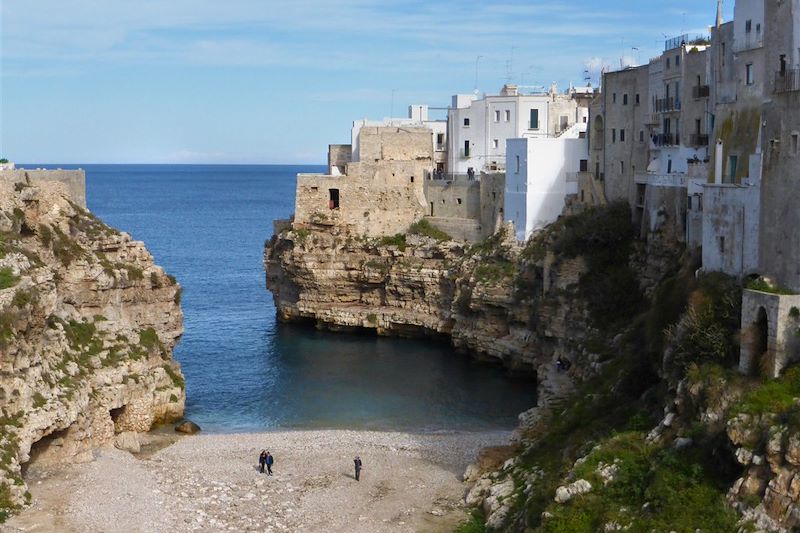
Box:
(293, 126, 432, 237)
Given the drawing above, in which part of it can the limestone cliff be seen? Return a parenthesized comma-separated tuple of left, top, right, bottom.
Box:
(265, 203, 653, 427)
(0, 179, 185, 517)
(266, 203, 800, 531)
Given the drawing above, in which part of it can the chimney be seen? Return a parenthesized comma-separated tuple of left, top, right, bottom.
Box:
(716, 0, 724, 28)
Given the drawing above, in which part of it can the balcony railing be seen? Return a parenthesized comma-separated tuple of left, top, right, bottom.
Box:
(775, 69, 800, 94)
(652, 133, 677, 147)
(689, 133, 709, 147)
(655, 97, 681, 113)
(692, 85, 710, 98)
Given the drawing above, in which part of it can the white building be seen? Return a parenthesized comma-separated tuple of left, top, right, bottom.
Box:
(447, 84, 590, 176)
(351, 105, 447, 174)
(504, 123, 588, 241)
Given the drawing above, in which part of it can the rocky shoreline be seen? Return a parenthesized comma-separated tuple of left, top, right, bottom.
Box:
(6, 429, 510, 532)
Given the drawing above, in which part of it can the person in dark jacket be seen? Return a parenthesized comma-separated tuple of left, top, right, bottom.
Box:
(266, 451, 274, 476)
(354, 456, 362, 481)
(258, 450, 267, 473)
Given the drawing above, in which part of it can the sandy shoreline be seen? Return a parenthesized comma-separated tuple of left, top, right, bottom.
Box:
(6, 429, 511, 532)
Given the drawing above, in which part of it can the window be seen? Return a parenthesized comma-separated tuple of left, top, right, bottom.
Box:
(722, 43, 726, 66)
(613, 93, 617, 103)
(666, 58, 670, 69)
(464, 140, 470, 157)
(529, 109, 539, 129)
(792, 132, 799, 155)
(746, 63, 754, 85)
(728, 155, 738, 179)
(492, 192, 496, 200)
(457, 198, 462, 205)
(515, 155, 520, 173)
(494, 110, 500, 122)
(436, 133, 444, 146)
(505, 110, 511, 121)
(675, 54, 680, 67)
(464, 117, 470, 127)
(745, 19, 752, 33)
(579, 159, 588, 172)
(719, 236, 726, 254)
(635, 93, 640, 105)
(328, 188, 340, 209)
(620, 161, 624, 173)
(612, 128, 616, 143)
(623, 94, 628, 105)
(756, 23, 761, 35)
(492, 139, 499, 149)
(620, 129, 625, 142)
(688, 196, 692, 210)
(410, 175, 414, 183)
(639, 130, 644, 142)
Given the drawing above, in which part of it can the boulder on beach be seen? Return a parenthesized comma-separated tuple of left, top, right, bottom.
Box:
(175, 420, 202, 434)
(114, 431, 141, 453)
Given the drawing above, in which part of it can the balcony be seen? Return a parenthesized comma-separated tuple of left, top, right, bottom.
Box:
(775, 69, 800, 94)
(689, 133, 709, 147)
(692, 85, 710, 98)
(635, 173, 688, 188)
(652, 133, 678, 147)
(655, 97, 681, 113)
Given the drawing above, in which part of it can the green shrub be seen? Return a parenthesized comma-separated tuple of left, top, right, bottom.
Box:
(38, 225, 52, 247)
(162, 364, 185, 389)
(32, 393, 46, 409)
(736, 366, 800, 425)
(408, 219, 451, 241)
(790, 307, 800, 319)
(0, 158, 9, 164)
(454, 509, 487, 533)
(11, 289, 31, 308)
(379, 234, 406, 251)
(294, 228, 311, 244)
(746, 278, 796, 295)
(173, 285, 182, 305)
(475, 259, 516, 285)
(366, 313, 377, 324)
(0, 268, 18, 290)
(150, 272, 162, 288)
(138, 328, 162, 352)
(169, 394, 179, 403)
(124, 264, 144, 281)
(665, 273, 742, 369)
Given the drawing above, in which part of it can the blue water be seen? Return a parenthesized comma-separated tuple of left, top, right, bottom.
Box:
(28, 164, 537, 432)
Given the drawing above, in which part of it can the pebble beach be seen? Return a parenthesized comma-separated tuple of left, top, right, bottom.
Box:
(6, 429, 511, 532)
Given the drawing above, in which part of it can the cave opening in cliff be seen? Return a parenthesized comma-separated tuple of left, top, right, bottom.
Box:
(109, 406, 127, 429)
(21, 427, 70, 478)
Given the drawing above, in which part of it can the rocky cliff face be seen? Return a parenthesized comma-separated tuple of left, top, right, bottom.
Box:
(0, 180, 185, 516)
(267, 204, 800, 531)
(265, 204, 656, 430)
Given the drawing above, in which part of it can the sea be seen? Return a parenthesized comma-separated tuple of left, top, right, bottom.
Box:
(28, 164, 537, 433)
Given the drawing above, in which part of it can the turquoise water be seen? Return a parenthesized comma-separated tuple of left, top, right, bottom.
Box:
(31, 164, 537, 432)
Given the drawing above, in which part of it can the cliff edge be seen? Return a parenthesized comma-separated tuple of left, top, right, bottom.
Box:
(0, 177, 185, 518)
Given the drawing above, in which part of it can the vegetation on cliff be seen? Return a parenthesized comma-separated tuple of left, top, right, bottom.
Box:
(0, 180, 185, 521)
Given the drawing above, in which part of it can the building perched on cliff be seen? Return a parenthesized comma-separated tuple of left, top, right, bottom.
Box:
(447, 84, 592, 176)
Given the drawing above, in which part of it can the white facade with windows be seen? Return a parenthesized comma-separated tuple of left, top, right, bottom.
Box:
(504, 123, 588, 241)
(446, 84, 588, 175)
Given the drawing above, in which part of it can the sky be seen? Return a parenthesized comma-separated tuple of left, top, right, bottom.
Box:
(1, 0, 734, 165)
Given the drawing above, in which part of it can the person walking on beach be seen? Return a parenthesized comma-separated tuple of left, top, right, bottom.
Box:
(266, 451, 274, 476)
(354, 456, 362, 481)
(258, 450, 267, 473)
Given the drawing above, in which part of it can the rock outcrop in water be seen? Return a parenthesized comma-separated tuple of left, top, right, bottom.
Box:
(0, 177, 184, 517)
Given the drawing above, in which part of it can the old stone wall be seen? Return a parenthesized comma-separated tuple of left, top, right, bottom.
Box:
(0, 169, 86, 208)
(740, 289, 800, 377)
(423, 216, 482, 243)
(479, 173, 506, 238)
(423, 178, 480, 219)
(328, 144, 352, 175)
